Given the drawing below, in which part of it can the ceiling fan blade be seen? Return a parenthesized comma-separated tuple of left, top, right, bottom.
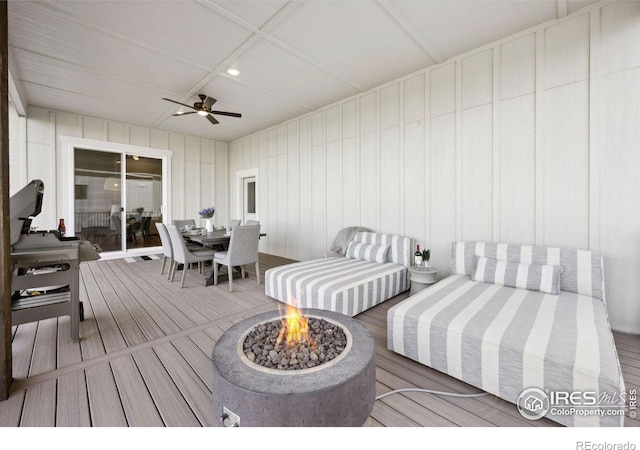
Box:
(162, 98, 196, 110)
(206, 114, 219, 125)
(202, 96, 217, 110)
(210, 110, 242, 118)
(171, 111, 197, 116)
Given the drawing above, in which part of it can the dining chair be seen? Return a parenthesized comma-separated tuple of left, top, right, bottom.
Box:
(213, 224, 261, 292)
(244, 220, 259, 227)
(228, 219, 241, 234)
(141, 216, 152, 242)
(166, 225, 217, 288)
(157, 223, 203, 279)
(155, 223, 174, 278)
(172, 219, 196, 229)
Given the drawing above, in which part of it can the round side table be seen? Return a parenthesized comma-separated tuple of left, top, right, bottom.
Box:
(408, 266, 438, 296)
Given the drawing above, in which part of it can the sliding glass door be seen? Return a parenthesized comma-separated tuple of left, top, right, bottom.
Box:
(74, 148, 164, 253)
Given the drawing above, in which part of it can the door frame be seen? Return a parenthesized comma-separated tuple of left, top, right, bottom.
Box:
(235, 168, 259, 224)
(61, 135, 172, 258)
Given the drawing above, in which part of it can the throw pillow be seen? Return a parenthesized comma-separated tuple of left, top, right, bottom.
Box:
(471, 255, 564, 295)
(345, 241, 389, 264)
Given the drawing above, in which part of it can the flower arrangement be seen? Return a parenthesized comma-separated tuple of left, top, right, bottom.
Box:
(198, 207, 216, 219)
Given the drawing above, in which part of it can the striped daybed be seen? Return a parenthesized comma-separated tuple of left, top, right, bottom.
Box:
(387, 241, 626, 427)
(265, 232, 412, 316)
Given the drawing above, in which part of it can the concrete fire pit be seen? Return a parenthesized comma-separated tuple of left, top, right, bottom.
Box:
(212, 308, 376, 427)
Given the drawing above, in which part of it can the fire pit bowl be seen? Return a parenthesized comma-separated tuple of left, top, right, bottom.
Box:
(212, 308, 376, 427)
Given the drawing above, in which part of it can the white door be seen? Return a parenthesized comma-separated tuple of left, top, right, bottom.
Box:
(242, 177, 257, 223)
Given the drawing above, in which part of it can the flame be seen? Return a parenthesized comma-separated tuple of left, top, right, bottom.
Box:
(276, 303, 311, 348)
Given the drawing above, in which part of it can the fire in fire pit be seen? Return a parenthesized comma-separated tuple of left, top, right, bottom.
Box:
(243, 305, 347, 370)
(212, 308, 376, 427)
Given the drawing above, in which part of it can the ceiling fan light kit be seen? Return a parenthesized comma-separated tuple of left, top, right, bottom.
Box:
(162, 94, 241, 126)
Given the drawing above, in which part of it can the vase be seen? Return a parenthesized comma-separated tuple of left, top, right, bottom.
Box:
(205, 218, 214, 232)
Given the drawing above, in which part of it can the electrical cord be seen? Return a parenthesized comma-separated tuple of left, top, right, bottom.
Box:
(375, 387, 489, 401)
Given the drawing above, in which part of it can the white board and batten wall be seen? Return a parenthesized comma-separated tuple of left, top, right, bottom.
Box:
(229, 1, 640, 334)
(9, 106, 230, 239)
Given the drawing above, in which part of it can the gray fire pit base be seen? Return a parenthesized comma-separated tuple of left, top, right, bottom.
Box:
(212, 308, 376, 427)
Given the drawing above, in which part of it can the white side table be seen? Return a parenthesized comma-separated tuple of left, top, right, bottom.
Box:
(408, 266, 438, 296)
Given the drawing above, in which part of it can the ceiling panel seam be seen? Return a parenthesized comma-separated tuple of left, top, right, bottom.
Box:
(198, 0, 368, 92)
(376, 0, 444, 64)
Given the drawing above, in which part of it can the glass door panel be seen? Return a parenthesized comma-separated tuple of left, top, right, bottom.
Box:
(125, 155, 163, 250)
(74, 149, 123, 252)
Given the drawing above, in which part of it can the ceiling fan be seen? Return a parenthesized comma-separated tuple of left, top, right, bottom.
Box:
(162, 94, 241, 125)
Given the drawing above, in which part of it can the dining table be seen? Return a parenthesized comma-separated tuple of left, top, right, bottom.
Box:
(181, 228, 266, 286)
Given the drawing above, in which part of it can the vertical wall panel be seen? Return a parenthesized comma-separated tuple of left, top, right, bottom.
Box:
(430, 114, 456, 274)
(600, 1, 640, 75)
(325, 141, 343, 245)
(129, 126, 150, 148)
(380, 127, 401, 233)
(287, 150, 300, 259)
(326, 106, 341, 143)
(500, 34, 536, 100)
(258, 155, 269, 253)
(359, 131, 378, 231)
(107, 122, 128, 144)
(499, 94, 536, 244)
(544, 14, 590, 88)
(342, 100, 358, 139)
(360, 93, 377, 134)
(462, 50, 493, 109)
(250, 135, 259, 165)
(380, 84, 400, 129)
(542, 81, 590, 249)
(267, 156, 278, 255)
(403, 120, 426, 244)
(342, 136, 359, 227)
(82, 117, 106, 141)
(298, 146, 312, 261)
(311, 145, 326, 258)
(430, 64, 456, 117)
(599, 67, 640, 333)
(461, 104, 493, 241)
(215, 141, 228, 228)
(404, 75, 426, 124)
(277, 153, 288, 257)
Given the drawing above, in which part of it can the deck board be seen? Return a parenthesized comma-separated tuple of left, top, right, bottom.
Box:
(1, 253, 639, 428)
(86, 362, 127, 426)
(131, 348, 201, 427)
(56, 371, 91, 427)
(110, 356, 164, 426)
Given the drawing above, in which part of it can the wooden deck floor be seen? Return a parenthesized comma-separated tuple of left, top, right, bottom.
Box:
(1, 253, 639, 428)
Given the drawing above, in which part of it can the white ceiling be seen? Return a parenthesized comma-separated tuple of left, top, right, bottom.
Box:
(7, 0, 598, 143)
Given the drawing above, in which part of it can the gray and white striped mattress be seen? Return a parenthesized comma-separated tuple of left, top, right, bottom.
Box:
(387, 274, 625, 426)
(265, 257, 408, 317)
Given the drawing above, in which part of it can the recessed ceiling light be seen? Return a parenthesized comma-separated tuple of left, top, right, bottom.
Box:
(176, 111, 184, 115)
(227, 68, 240, 77)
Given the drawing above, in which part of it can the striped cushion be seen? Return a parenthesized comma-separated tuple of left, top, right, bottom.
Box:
(471, 256, 563, 295)
(352, 232, 413, 268)
(451, 242, 605, 302)
(345, 241, 389, 264)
